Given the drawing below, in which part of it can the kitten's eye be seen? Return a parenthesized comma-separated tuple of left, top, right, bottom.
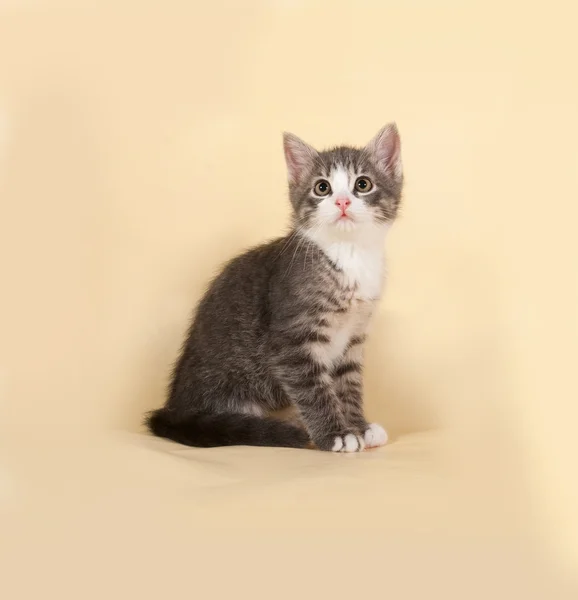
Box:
(355, 177, 373, 193)
(313, 179, 332, 196)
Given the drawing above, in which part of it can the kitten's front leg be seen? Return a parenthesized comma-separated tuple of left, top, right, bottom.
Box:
(334, 337, 388, 449)
(272, 346, 365, 452)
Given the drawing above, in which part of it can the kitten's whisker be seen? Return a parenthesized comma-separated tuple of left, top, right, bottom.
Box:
(274, 229, 300, 262)
(304, 221, 323, 270)
(284, 229, 309, 279)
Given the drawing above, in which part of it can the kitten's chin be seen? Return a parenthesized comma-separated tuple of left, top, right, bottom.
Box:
(322, 218, 391, 245)
(330, 216, 389, 236)
(333, 217, 357, 234)
(303, 217, 390, 246)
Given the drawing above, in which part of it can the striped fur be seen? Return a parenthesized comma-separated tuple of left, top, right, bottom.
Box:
(146, 125, 403, 452)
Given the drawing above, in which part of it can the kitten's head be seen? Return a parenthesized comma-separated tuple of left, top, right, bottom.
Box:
(283, 124, 403, 238)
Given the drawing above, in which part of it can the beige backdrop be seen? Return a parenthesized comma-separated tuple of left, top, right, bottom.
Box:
(1, 1, 577, 598)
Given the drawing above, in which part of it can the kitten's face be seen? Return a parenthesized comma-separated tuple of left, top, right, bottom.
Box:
(283, 124, 403, 237)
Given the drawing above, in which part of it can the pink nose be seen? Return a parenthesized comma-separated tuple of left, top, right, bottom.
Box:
(335, 197, 351, 212)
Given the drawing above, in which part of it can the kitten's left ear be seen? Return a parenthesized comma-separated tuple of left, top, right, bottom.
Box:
(283, 132, 319, 185)
(366, 123, 402, 182)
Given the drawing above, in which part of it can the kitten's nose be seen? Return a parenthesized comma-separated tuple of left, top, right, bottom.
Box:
(335, 197, 351, 213)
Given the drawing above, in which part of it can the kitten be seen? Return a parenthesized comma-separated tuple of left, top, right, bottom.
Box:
(146, 124, 403, 452)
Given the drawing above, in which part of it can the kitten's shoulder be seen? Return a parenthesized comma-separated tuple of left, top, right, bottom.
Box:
(210, 235, 291, 283)
(226, 235, 294, 266)
(213, 233, 313, 285)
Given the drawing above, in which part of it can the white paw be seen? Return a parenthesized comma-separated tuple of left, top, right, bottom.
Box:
(332, 433, 365, 453)
(364, 423, 388, 448)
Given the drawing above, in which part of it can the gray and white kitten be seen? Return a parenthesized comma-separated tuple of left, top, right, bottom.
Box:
(146, 124, 403, 452)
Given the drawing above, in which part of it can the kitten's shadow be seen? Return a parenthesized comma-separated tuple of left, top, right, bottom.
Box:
(363, 313, 440, 440)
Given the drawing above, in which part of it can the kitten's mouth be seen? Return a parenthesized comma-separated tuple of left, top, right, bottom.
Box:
(336, 214, 354, 222)
(333, 214, 357, 231)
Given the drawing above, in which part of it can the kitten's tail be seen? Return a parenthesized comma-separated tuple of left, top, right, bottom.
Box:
(145, 408, 310, 449)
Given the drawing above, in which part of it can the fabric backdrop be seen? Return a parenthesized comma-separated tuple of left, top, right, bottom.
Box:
(1, 1, 577, 598)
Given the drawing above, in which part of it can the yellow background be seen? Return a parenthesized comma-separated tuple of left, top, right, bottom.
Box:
(1, 1, 577, 597)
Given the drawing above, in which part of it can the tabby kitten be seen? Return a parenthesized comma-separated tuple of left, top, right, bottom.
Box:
(146, 124, 403, 452)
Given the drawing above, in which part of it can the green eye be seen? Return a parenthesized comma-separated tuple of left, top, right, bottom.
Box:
(355, 177, 373, 192)
(313, 179, 332, 196)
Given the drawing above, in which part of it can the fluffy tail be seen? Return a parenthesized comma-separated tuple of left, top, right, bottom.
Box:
(145, 408, 310, 449)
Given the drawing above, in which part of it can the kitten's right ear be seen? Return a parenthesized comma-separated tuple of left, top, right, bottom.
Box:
(283, 132, 318, 185)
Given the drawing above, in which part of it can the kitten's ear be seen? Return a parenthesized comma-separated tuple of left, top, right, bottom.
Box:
(283, 132, 319, 185)
(366, 123, 402, 181)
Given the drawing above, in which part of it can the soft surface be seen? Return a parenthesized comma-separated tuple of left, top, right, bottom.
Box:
(1, 429, 574, 598)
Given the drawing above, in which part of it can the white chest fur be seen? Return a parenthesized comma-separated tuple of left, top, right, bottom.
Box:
(303, 226, 388, 367)
(325, 241, 385, 301)
(324, 301, 373, 364)
(305, 221, 389, 301)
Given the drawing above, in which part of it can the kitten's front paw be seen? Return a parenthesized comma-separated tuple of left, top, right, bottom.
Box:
(316, 432, 365, 453)
(364, 423, 388, 448)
